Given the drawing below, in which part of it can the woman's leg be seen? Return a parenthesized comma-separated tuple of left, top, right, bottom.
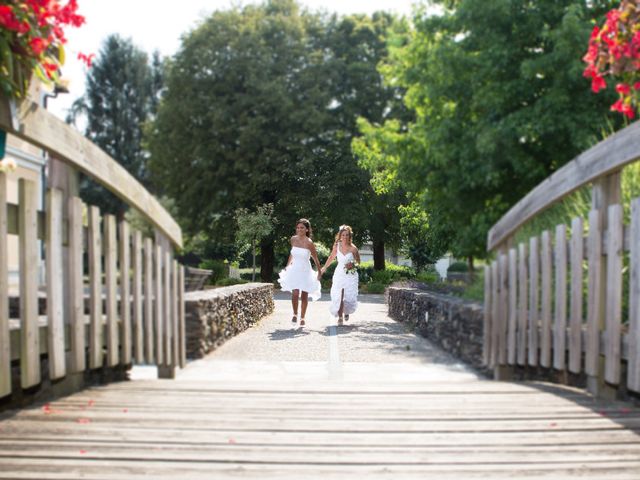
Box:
(291, 289, 299, 321)
(300, 291, 309, 324)
(338, 289, 345, 324)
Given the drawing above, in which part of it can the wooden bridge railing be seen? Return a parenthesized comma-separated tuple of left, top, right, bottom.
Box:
(485, 121, 640, 397)
(0, 93, 186, 400)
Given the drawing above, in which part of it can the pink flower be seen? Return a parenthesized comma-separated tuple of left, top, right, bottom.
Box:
(616, 83, 631, 95)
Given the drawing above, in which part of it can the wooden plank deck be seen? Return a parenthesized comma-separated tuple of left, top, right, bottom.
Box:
(0, 293, 639, 479)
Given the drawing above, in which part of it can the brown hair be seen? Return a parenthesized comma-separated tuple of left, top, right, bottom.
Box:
(335, 225, 353, 245)
(297, 218, 312, 238)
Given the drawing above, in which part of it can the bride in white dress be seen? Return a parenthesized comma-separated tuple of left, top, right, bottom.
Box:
(278, 218, 322, 326)
(321, 225, 360, 325)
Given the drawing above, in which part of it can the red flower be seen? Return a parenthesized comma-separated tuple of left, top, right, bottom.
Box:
(616, 83, 631, 95)
(592, 74, 607, 93)
(29, 37, 48, 56)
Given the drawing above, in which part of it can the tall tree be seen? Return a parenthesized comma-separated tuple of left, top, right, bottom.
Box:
(68, 34, 163, 216)
(356, 0, 620, 266)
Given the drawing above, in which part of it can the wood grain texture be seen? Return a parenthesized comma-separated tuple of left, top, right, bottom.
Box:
(0, 173, 9, 397)
(539, 231, 552, 368)
(68, 196, 85, 373)
(528, 236, 539, 367)
(553, 225, 567, 371)
(605, 205, 623, 385)
(630, 198, 640, 393)
(569, 217, 584, 374)
(586, 210, 602, 377)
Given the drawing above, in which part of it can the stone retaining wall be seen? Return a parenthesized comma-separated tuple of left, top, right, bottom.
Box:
(185, 283, 274, 359)
(387, 286, 487, 373)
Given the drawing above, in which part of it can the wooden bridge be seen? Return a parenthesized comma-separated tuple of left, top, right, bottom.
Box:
(0, 294, 639, 479)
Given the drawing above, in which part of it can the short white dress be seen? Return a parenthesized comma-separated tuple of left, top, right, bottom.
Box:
(329, 248, 358, 316)
(278, 246, 321, 301)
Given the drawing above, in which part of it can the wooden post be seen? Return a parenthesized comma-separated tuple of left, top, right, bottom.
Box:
(588, 173, 621, 399)
(0, 173, 10, 397)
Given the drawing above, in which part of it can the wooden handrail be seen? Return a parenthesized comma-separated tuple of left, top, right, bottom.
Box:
(487, 120, 640, 251)
(0, 96, 182, 248)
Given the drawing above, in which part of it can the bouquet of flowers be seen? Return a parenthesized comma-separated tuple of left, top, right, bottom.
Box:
(345, 261, 359, 275)
(583, 0, 640, 119)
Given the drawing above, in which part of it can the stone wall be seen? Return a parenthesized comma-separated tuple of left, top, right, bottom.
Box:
(387, 286, 488, 373)
(185, 283, 274, 359)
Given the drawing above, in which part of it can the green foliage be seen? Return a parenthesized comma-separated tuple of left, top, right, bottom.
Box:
(215, 277, 249, 287)
(199, 259, 229, 284)
(355, 0, 621, 263)
(364, 282, 386, 294)
(460, 268, 485, 302)
(68, 34, 163, 216)
(416, 271, 440, 284)
(447, 261, 469, 273)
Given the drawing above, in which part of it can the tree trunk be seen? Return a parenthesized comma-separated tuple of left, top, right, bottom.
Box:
(251, 237, 256, 282)
(373, 238, 385, 271)
(260, 239, 274, 282)
(467, 255, 474, 274)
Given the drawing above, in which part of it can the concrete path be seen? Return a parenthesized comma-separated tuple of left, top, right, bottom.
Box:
(1, 292, 639, 479)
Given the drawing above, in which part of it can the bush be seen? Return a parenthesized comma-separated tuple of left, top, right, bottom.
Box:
(215, 277, 249, 287)
(416, 271, 440, 284)
(447, 261, 469, 273)
(364, 282, 386, 294)
(199, 259, 229, 284)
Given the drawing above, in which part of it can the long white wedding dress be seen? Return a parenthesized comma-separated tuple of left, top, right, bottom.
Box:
(278, 246, 321, 301)
(329, 248, 358, 316)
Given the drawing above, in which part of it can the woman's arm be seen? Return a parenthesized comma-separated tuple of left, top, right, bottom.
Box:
(353, 246, 361, 264)
(321, 244, 338, 273)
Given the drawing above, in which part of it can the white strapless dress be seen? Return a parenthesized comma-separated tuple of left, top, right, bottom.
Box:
(330, 249, 358, 316)
(278, 246, 321, 301)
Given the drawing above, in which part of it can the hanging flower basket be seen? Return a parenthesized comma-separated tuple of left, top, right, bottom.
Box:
(0, 1, 86, 100)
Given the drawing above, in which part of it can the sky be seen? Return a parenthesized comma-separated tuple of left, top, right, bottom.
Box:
(47, 0, 420, 121)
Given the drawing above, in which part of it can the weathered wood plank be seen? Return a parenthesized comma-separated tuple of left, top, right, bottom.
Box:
(569, 217, 584, 374)
(164, 250, 172, 366)
(490, 261, 499, 368)
(0, 173, 9, 397)
(104, 214, 118, 367)
(67, 196, 85, 373)
(173, 259, 179, 369)
(487, 121, 640, 251)
(553, 224, 567, 371)
(483, 265, 492, 366)
(586, 210, 602, 377)
(507, 249, 517, 365)
(45, 188, 65, 379)
(179, 265, 186, 369)
(19, 178, 40, 388)
(144, 237, 154, 364)
(133, 231, 143, 364)
(630, 198, 640, 393)
(517, 243, 527, 366)
(528, 236, 539, 367)
(120, 221, 131, 365)
(540, 231, 552, 368)
(155, 244, 164, 366)
(0, 98, 182, 248)
(605, 204, 623, 385)
(498, 253, 508, 365)
(88, 205, 103, 370)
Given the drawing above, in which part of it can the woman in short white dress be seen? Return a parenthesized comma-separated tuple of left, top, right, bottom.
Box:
(278, 218, 322, 326)
(321, 225, 360, 325)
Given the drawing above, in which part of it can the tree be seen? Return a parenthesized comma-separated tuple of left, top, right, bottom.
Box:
(356, 0, 620, 266)
(235, 204, 275, 281)
(68, 34, 163, 216)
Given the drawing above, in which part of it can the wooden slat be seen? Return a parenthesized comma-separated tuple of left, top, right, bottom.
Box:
(0, 173, 9, 397)
(553, 224, 567, 371)
(164, 250, 172, 366)
(516, 243, 527, 366)
(539, 231, 552, 368)
(499, 252, 509, 365)
(604, 204, 623, 384)
(507, 249, 517, 365)
(104, 215, 118, 367)
(482, 265, 491, 366)
(0, 98, 182, 248)
(178, 265, 186, 368)
(68, 196, 85, 372)
(490, 261, 499, 368)
(172, 259, 179, 369)
(155, 244, 164, 366)
(120, 221, 131, 365)
(45, 188, 65, 379)
(19, 179, 40, 388)
(528, 236, 539, 367)
(133, 231, 144, 364)
(144, 238, 154, 364)
(586, 210, 602, 377)
(629, 198, 640, 393)
(88, 205, 103, 370)
(569, 217, 584, 374)
(487, 120, 640, 251)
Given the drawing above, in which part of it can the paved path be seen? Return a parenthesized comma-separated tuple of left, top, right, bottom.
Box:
(1, 293, 639, 479)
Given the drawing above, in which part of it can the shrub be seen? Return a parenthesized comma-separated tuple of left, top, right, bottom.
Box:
(365, 282, 386, 294)
(416, 272, 440, 284)
(447, 261, 469, 273)
(216, 277, 248, 287)
(199, 259, 228, 284)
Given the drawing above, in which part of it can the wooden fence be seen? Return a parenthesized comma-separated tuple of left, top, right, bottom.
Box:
(0, 93, 185, 400)
(484, 121, 640, 397)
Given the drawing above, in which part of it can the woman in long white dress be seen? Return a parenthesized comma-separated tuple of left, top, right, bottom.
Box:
(321, 225, 360, 325)
(278, 218, 322, 326)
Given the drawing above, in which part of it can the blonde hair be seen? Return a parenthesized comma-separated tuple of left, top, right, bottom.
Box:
(335, 225, 353, 245)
